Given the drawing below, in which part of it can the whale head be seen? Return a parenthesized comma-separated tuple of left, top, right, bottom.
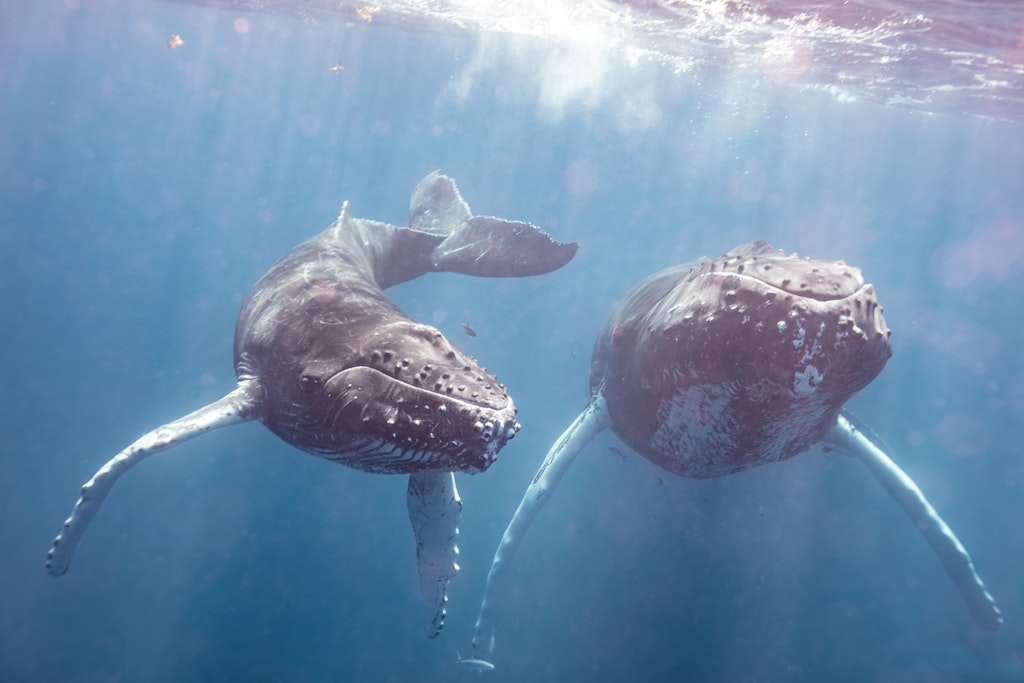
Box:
(248, 317, 519, 475)
(591, 241, 891, 477)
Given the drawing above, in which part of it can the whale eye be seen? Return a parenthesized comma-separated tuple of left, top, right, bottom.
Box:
(299, 374, 321, 392)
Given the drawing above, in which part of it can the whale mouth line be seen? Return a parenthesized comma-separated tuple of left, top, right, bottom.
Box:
(280, 364, 518, 473)
(325, 365, 511, 413)
(694, 271, 870, 303)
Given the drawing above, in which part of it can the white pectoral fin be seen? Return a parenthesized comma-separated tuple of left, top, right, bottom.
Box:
(824, 411, 1003, 630)
(46, 381, 262, 577)
(471, 393, 610, 662)
(407, 470, 462, 639)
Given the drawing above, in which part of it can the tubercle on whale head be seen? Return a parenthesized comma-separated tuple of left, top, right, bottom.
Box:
(361, 321, 512, 410)
(697, 241, 869, 301)
(317, 367, 520, 474)
(591, 242, 893, 477)
(602, 243, 892, 396)
(258, 319, 521, 474)
(640, 275, 891, 398)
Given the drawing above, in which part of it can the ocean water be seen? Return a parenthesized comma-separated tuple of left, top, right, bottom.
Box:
(2, 1, 1024, 681)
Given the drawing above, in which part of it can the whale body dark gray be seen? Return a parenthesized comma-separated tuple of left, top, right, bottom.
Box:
(470, 241, 1001, 668)
(591, 241, 891, 477)
(46, 171, 577, 637)
(233, 173, 575, 474)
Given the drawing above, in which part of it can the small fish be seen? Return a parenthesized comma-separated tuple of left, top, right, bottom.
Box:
(608, 446, 625, 460)
(456, 651, 495, 673)
(329, 62, 345, 72)
(166, 34, 184, 50)
(461, 321, 477, 337)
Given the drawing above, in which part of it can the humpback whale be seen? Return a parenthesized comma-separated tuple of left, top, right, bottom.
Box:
(469, 241, 1001, 665)
(45, 171, 578, 637)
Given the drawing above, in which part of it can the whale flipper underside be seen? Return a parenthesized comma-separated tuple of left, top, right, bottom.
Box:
(824, 411, 1002, 631)
(472, 394, 610, 659)
(46, 382, 262, 576)
(407, 470, 462, 638)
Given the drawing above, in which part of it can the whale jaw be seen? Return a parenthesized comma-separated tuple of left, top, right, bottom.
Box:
(266, 364, 519, 474)
(259, 320, 520, 475)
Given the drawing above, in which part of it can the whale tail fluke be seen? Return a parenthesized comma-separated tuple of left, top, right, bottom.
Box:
(410, 170, 578, 278)
(409, 169, 472, 236)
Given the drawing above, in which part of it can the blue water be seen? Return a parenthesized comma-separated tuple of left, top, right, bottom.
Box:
(3, 1, 1024, 681)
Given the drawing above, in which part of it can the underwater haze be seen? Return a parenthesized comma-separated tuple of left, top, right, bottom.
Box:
(3, 1, 1024, 681)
